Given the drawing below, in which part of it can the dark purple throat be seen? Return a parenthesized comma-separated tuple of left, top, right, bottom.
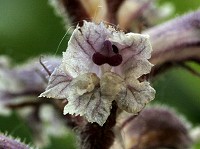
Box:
(92, 40, 122, 66)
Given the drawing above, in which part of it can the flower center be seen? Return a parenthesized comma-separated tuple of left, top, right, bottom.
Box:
(92, 40, 122, 66)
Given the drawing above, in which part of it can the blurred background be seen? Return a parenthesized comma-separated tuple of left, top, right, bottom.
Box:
(0, 0, 200, 148)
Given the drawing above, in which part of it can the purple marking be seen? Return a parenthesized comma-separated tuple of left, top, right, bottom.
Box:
(92, 40, 123, 66)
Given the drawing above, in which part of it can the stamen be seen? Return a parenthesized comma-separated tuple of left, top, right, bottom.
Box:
(92, 52, 122, 66)
(108, 54, 122, 66)
(92, 52, 107, 66)
(92, 42, 122, 66)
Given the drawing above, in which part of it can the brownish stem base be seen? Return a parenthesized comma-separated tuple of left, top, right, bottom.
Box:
(79, 102, 118, 149)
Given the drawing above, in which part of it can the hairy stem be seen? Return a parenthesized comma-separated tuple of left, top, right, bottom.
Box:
(79, 102, 118, 149)
(0, 134, 31, 149)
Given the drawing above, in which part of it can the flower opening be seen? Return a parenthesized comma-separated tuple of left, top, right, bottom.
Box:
(92, 40, 123, 66)
(39, 21, 155, 126)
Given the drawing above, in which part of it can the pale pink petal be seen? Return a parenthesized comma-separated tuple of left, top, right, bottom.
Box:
(110, 32, 153, 78)
(39, 65, 72, 99)
(62, 21, 112, 77)
(64, 88, 112, 126)
(116, 77, 155, 113)
(40, 21, 155, 126)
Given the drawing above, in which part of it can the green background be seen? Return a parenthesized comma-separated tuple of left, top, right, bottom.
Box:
(0, 0, 200, 148)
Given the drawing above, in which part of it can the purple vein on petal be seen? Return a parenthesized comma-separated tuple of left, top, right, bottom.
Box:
(74, 36, 92, 57)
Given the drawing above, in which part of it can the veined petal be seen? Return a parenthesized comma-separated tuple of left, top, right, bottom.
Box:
(122, 58, 153, 79)
(116, 77, 155, 113)
(64, 88, 112, 126)
(62, 21, 111, 77)
(100, 72, 126, 100)
(65, 73, 100, 101)
(40, 21, 155, 126)
(111, 32, 152, 60)
(39, 65, 72, 99)
(64, 72, 127, 126)
(110, 32, 153, 77)
(39, 65, 100, 100)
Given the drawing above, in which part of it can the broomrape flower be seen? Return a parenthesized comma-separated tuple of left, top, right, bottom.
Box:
(39, 21, 155, 126)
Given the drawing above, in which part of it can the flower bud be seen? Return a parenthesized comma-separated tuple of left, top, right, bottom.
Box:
(119, 107, 192, 149)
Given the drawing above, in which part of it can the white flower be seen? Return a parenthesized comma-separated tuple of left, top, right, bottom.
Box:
(39, 21, 155, 126)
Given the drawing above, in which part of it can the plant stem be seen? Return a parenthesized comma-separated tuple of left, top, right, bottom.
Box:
(79, 102, 118, 149)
